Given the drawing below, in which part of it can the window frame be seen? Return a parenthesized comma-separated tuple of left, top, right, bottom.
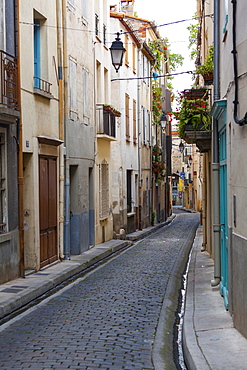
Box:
(0, 128, 7, 234)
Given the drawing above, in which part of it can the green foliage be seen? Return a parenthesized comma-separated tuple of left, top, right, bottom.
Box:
(195, 45, 214, 76)
(187, 15, 199, 61)
(174, 91, 211, 138)
(164, 38, 184, 91)
(152, 145, 166, 181)
(152, 87, 163, 125)
(149, 39, 168, 73)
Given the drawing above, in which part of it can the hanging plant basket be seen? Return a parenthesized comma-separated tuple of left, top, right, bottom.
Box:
(184, 88, 208, 100)
(202, 73, 213, 86)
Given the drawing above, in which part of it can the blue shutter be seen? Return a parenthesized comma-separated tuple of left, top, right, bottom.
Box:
(34, 21, 40, 88)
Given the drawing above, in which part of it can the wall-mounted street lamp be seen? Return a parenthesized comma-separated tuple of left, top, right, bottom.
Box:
(160, 113, 167, 132)
(179, 140, 184, 153)
(110, 32, 126, 73)
(188, 155, 192, 166)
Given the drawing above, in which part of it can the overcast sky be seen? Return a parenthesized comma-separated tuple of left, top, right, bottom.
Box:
(134, 0, 197, 93)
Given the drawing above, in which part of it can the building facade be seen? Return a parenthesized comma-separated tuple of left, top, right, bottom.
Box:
(0, 0, 20, 283)
(20, 1, 62, 271)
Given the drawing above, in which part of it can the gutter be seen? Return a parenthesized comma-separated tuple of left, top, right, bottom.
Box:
(211, 0, 221, 287)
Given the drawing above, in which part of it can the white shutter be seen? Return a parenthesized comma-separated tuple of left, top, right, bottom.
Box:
(69, 57, 77, 120)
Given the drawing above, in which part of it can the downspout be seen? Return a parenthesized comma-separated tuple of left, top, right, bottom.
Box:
(232, 0, 247, 125)
(137, 46, 142, 230)
(201, 153, 207, 251)
(56, 0, 64, 259)
(62, 0, 70, 259)
(17, 0, 25, 277)
(211, 0, 221, 286)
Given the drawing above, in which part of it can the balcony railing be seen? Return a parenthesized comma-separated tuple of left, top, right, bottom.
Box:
(96, 104, 119, 140)
(0, 50, 19, 110)
(34, 77, 52, 95)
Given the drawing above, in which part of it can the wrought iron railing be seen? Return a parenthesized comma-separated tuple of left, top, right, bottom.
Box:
(34, 76, 52, 95)
(96, 104, 116, 138)
(0, 50, 19, 110)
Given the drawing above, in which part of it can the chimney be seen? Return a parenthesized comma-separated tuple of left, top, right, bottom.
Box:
(120, 1, 135, 16)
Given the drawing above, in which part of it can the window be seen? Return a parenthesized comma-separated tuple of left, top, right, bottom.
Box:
(34, 20, 41, 89)
(81, 0, 88, 25)
(132, 43, 136, 73)
(146, 177, 149, 216)
(127, 170, 132, 213)
(125, 94, 130, 140)
(133, 99, 137, 144)
(0, 130, 7, 234)
(99, 160, 109, 218)
(33, 16, 51, 95)
(69, 57, 77, 120)
(68, 0, 75, 13)
(143, 107, 147, 145)
(82, 67, 89, 124)
(95, 14, 99, 37)
(103, 24, 107, 45)
(125, 34, 129, 66)
(223, 0, 228, 41)
(147, 110, 151, 144)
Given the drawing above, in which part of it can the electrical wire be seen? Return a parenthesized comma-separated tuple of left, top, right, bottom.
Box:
(19, 13, 213, 36)
(111, 70, 193, 82)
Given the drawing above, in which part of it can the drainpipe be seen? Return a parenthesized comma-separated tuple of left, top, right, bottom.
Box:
(56, 0, 65, 259)
(16, 0, 25, 277)
(62, 0, 70, 260)
(137, 46, 142, 230)
(201, 153, 207, 251)
(211, 0, 221, 287)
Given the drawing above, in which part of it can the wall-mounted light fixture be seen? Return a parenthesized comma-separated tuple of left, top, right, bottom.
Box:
(179, 140, 184, 153)
(188, 155, 192, 166)
(160, 113, 167, 131)
(110, 32, 126, 73)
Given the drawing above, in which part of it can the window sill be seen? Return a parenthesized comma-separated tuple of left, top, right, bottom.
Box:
(127, 212, 135, 217)
(95, 35, 102, 43)
(97, 134, 117, 142)
(34, 88, 54, 100)
(0, 233, 11, 244)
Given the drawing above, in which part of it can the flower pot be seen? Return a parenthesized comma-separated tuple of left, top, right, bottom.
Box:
(184, 88, 208, 100)
(203, 74, 213, 86)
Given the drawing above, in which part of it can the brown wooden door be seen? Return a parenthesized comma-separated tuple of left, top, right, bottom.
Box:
(39, 156, 58, 268)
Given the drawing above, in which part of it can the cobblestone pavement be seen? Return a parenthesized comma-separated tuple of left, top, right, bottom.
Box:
(0, 212, 199, 370)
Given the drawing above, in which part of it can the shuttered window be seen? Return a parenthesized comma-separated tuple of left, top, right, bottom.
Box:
(125, 94, 130, 141)
(81, 0, 88, 25)
(0, 131, 7, 233)
(133, 99, 137, 144)
(83, 67, 89, 124)
(69, 57, 77, 120)
(99, 160, 109, 218)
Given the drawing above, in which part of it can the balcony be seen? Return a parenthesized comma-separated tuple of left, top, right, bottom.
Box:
(96, 104, 120, 141)
(176, 88, 212, 152)
(0, 50, 19, 112)
(183, 123, 212, 152)
(34, 77, 53, 99)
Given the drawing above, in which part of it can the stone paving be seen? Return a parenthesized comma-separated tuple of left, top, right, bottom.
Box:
(0, 212, 199, 370)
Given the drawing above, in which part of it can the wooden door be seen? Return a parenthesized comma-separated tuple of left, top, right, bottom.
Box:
(39, 156, 58, 268)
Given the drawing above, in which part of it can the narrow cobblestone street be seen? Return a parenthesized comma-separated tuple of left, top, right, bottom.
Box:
(0, 212, 199, 370)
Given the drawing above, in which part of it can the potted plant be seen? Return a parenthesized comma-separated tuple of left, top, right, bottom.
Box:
(195, 45, 214, 85)
(174, 91, 211, 138)
(184, 88, 208, 100)
(152, 145, 166, 182)
(103, 104, 121, 117)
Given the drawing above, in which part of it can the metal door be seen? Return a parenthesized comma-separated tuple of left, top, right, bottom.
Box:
(39, 156, 58, 268)
(219, 128, 228, 309)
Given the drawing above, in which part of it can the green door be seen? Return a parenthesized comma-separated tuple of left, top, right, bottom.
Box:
(219, 127, 228, 309)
